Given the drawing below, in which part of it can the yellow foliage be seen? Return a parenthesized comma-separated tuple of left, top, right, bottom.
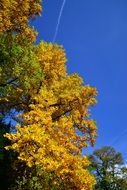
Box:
(5, 123, 96, 189)
(1, 0, 98, 189)
(35, 41, 67, 84)
(0, 0, 42, 42)
(5, 41, 97, 189)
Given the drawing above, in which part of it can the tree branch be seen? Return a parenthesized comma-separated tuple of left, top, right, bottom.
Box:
(52, 108, 72, 121)
(0, 78, 18, 87)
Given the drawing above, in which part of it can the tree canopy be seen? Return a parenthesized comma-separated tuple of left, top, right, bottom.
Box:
(0, 0, 98, 189)
(89, 146, 127, 190)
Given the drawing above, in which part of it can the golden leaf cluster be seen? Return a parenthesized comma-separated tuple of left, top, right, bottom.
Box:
(0, 0, 42, 42)
(5, 41, 97, 189)
(1, 1, 98, 189)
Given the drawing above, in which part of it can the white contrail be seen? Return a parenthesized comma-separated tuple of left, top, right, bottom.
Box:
(53, 0, 66, 43)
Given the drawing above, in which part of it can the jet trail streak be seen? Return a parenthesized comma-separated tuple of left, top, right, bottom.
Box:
(53, 0, 66, 43)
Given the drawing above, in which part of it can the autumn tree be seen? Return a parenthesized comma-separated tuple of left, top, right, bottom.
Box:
(0, 0, 98, 189)
(89, 146, 127, 190)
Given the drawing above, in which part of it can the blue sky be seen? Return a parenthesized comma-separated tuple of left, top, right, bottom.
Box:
(32, 0, 127, 160)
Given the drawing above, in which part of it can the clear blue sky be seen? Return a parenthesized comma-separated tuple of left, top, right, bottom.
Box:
(32, 0, 127, 160)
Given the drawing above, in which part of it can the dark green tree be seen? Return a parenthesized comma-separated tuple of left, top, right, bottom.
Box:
(89, 146, 127, 190)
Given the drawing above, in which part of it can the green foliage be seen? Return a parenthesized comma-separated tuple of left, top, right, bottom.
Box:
(9, 165, 71, 190)
(0, 33, 44, 115)
(89, 146, 127, 190)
